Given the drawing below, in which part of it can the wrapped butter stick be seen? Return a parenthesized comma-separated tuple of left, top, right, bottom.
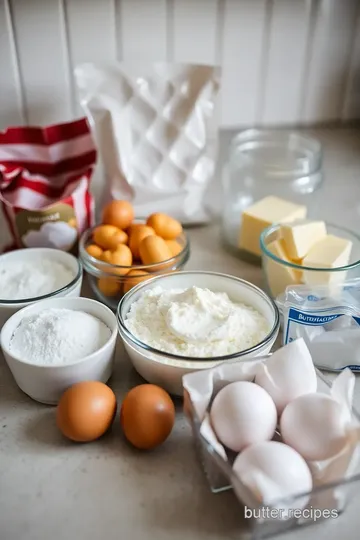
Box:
(278, 279, 360, 371)
(74, 62, 220, 224)
(0, 118, 96, 253)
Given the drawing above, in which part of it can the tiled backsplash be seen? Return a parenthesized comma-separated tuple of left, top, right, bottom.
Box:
(1, 0, 360, 130)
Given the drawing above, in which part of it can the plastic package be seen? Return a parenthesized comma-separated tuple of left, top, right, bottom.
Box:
(278, 280, 360, 371)
(0, 119, 96, 253)
(74, 62, 220, 223)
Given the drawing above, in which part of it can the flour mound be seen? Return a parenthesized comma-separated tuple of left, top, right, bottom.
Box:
(10, 308, 111, 365)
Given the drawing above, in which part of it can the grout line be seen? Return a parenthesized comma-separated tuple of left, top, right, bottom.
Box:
(215, 0, 225, 67)
(59, 0, 76, 118)
(340, 1, 360, 121)
(297, 0, 320, 123)
(215, 0, 225, 125)
(5, 0, 28, 125)
(166, 0, 175, 61)
(255, 0, 274, 125)
(114, 0, 123, 61)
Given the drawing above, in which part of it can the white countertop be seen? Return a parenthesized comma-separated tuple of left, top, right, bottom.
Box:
(1, 128, 360, 540)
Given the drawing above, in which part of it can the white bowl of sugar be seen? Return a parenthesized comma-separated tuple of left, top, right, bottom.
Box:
(0, 297, 117, 404)
(0, 247, 83, 329)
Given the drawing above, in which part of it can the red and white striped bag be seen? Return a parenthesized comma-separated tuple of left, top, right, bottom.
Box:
(0, 118, 97, 253)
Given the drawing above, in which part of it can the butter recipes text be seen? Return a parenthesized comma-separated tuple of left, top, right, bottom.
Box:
(244, 506, 339, 521)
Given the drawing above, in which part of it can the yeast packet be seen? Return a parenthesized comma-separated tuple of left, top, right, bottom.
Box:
(278, 279, 360, 372)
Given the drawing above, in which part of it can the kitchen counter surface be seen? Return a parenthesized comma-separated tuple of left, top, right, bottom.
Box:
(1, 128, 360, 540)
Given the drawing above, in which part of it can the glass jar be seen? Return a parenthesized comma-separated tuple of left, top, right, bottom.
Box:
(221, 130, 323, 263)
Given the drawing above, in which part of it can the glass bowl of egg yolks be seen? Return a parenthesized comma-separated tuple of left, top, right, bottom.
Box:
(79, 220, 190, 311)
(260, 222, 360, 300)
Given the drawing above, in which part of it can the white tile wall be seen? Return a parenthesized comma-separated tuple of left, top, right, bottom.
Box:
(1, 0, 360, 130)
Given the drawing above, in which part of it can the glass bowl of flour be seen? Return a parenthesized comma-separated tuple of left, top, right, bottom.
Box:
(117, 271, 280, 396)
(0, 248, 82, 328)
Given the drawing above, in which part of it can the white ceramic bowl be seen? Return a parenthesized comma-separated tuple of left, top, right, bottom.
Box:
(117, 271, 280, 396)
(0, 248, 83, 329)
(1, 297, 118, 405)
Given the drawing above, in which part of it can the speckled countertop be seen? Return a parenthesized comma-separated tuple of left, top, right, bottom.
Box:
(1, 128, 360, 540)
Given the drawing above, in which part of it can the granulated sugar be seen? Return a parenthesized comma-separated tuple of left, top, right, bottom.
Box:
(9, 308, 111, 365)
(0, 259, 75, 300)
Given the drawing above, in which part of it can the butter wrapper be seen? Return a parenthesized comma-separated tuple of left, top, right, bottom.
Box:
(278, 278, 360, 372)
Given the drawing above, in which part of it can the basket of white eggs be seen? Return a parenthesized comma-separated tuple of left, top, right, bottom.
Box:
(183, 338, 360, 539)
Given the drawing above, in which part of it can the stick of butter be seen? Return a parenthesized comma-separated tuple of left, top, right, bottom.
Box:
(239, 196, 307, 256)
(302, 234, 352, 285)
(266, 238, 302, 297)
(281, 220, 327, 260)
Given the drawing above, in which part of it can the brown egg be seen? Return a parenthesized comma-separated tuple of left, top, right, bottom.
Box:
(57, 381, 117, 443)
(120, 384, 175, 450)
(97, 276, 121, 297)
(139, 235, 172, 266)
(146, 213, 182, 240)
(93, 225, 128, 250)
(102, 200, 134, 230)
(123, 270, 150, 293)
(129, 225, 155, 258)
(165, 240, 183, 257)
(86, 244, 103, 259)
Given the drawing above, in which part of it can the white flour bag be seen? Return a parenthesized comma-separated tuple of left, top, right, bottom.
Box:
(74, 62, 221, 223)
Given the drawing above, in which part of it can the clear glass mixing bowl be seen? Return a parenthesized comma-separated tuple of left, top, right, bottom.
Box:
(221, 130, 323, 263)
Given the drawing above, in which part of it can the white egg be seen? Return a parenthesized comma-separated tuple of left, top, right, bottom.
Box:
(280, 393, 349, 461)
(210, 381, 277, 452)
(255, 338, 317, 414)
(233, 441, 313, 509)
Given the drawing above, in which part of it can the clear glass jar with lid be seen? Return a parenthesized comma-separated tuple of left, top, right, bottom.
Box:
(221, 130, 323, 262)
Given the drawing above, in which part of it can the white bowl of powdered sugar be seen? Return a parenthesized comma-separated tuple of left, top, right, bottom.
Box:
(0, 248, 83, 329)
(0, 297, 117, 404)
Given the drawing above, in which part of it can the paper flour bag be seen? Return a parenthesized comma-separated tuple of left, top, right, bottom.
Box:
(74, 62, 221, 223)
(0, 118, 96, 253)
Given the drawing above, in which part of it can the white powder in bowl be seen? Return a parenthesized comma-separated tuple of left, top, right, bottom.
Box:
(9, 308, 111, 365)
(125, 286, 270, 358)
(0, 259, 75, 301)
